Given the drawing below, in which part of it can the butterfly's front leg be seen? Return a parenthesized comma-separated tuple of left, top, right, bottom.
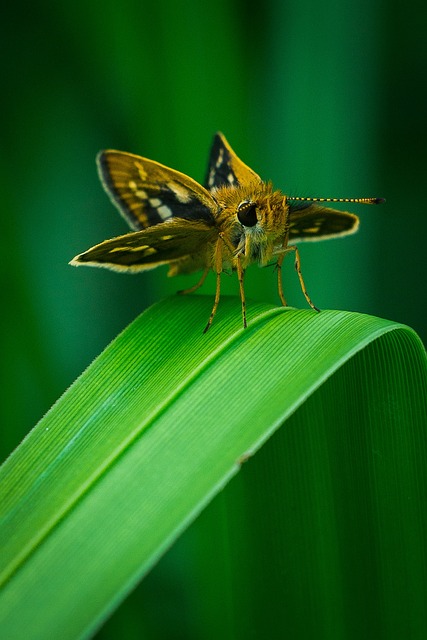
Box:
(203, 231, 248, 332)
(219, 231, 248, 329)
(236, 255, 247, 329)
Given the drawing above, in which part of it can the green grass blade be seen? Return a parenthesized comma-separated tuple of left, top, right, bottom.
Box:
(186, 327, 427, 640)
(0, 296, 425, 638)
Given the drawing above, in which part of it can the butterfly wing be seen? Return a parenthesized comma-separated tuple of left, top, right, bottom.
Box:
(70, 217, 217, 273)
(204, 132, 262, 190)
(97, 151, 218, 231)
(288, 203, 359, 242)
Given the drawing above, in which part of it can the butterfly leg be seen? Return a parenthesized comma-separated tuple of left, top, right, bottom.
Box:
(276, 252, 288, 307)
(203, 238, 223, 333)
(286, 244, 320, 312)
(276, 224, 290, 307)
(178, 267, 210, 295)
(217, 232, 247, 329)
(236, 255, 247, 329)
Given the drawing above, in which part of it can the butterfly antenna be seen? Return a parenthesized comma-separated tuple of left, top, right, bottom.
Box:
(288, 196, 385, 205)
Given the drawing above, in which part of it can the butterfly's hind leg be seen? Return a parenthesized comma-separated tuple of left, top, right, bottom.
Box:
(177, 267, 210, 295)
(276, 245, 320, 312)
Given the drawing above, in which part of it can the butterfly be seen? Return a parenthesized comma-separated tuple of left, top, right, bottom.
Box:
(70, 132, 384, 332)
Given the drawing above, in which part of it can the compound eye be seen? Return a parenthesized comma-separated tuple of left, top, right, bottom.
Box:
(237, 200, 258, 227)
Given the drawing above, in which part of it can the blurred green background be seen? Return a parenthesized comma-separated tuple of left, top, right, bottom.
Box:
(1, 0, 426, 636)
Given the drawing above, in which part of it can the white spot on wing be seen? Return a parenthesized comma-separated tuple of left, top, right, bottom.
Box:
(157, 204, 172, 219)
(227, 173, 235, 184)
(149, 198, 161, 207)
(167, 181, 192, 203)
(147, 196, 172, 219)
(216, 148, 224, 168)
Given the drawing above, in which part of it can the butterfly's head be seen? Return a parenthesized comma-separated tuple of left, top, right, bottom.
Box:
(230, 189, 288, 265)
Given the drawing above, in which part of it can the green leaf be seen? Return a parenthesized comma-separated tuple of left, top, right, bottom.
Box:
(0, 296, 425, 639)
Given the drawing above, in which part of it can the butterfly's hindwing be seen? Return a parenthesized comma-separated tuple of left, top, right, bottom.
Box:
(288, 203, 359, 242)
(204, 132, 261, 190)
(97, 151, 218, 231)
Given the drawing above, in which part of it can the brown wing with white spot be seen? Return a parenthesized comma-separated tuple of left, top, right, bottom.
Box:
(288, 203, 359, 242)
(70, 217, 217, 273)
(204, 132, 262, 190)
(97, 150, 218, 230)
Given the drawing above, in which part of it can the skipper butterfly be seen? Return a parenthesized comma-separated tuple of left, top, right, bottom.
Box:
(71, 133, 384, 331)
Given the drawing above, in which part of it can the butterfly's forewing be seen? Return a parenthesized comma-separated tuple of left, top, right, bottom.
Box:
(204, 132, 262, 190)
(288, 203, 359, 242)
(97, 151, 218, 231)
(71, 218, 217, 272)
